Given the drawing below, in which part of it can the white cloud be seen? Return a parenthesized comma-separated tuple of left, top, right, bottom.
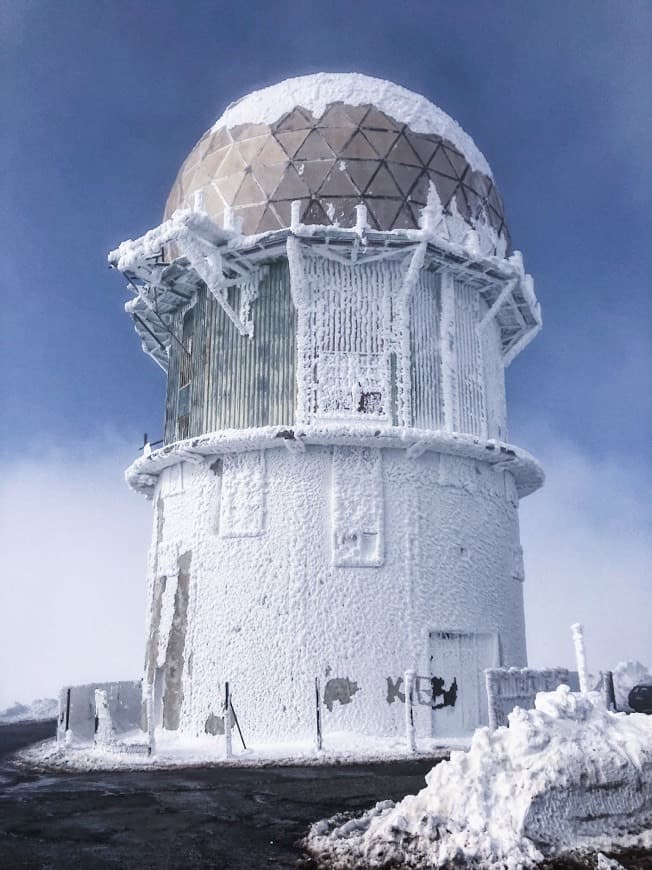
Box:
(520, 432, 651, 675)
(1, 431, 648, 710)
(0, 437, 151, 709)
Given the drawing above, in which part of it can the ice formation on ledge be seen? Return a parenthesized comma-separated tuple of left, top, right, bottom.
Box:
(305, 686, 652, 868)
(215, 72, 493, 177)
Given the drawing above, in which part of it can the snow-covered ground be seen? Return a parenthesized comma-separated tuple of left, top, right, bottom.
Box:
(0, 699, 57, 725)
(19, 729, 458, 771)
(305, 686, 652, 868)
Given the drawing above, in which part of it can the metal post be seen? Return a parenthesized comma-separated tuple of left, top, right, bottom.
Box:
(146, 682, 156, 757)
(224, 681, 233, 759)
(571, 623, 589, 694)
(230, 700, 246, 750)
(604, 670, 617, 712)
(315, 677, 323, 752)
(405, 669, 416, 752)
(64, 687, 72, 746)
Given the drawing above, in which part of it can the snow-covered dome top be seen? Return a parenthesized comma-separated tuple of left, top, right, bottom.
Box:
(165, 73, 509, 244)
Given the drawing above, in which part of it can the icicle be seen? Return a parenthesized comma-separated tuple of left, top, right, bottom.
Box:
(444, 196, 466, 244)
(420, 181, 444, 237)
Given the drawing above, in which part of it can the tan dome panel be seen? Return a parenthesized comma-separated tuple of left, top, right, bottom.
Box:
(164, 74, 510, 247)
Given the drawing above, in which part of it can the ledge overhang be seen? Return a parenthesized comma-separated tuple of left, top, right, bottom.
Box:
(125, 425, 544, 501)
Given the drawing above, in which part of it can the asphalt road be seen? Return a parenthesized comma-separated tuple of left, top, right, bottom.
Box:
(0, 721, 440, 869)
(1, 723, 650, 870)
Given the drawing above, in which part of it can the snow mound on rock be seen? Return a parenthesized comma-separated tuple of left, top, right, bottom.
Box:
(0, 698, 58, 724)
(305, 685, 652, 869)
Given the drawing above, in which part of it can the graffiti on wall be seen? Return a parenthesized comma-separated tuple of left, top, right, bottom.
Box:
(386, 675, 458, 709)
(324, 677, 360, 711)
(318, 674, 458, 713)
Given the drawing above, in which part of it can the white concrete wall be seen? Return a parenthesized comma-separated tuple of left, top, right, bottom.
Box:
(145, 445, 526, 744)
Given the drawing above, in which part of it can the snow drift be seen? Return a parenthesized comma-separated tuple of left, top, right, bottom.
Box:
(305, 685, 652, 868)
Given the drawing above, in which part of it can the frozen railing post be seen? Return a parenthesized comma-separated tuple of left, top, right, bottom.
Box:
(224, 681, 233, 759)
(485, 669, 499, 731)
(571, 623, 589, 694)
(145, 686, 156, 756)
(315, 676, 323, 752)
(405, 669, 416, 752)
(290, 200, 302, 232)
(355, 203, 368, 233)
(94, 689, 114, 748)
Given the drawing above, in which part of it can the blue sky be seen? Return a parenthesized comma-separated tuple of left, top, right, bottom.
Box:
(1, 1, 650, 704)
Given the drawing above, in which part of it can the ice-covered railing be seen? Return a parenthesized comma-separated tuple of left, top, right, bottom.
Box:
(109, 184, 540, 370)
(108, 208, 267, 367)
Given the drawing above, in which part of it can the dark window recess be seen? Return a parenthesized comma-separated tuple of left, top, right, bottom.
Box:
(177, 307, 194, 439)
(358, 391, 383, 414)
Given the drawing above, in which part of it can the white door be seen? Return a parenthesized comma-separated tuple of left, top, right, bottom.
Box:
(429, 631, 499, 738)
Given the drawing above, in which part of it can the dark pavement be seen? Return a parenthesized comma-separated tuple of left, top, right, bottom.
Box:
(0, 721, 439, 869)
(1, 723, 650, 869)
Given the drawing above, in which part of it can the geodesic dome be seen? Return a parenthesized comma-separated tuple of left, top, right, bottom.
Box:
(165, 73, 509, 247)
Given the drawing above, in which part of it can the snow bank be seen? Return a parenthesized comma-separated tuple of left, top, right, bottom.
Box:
(0, 698, 57, 724)
(215, 73, 492, 177)
(305, 686, 652, 868)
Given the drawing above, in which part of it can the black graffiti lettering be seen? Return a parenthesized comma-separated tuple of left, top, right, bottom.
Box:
(431, 676, 458, 709)
(386, 676, 405, 704)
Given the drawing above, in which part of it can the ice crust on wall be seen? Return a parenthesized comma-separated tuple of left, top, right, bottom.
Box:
(286, 242, 507, 438)
(306, 685, 652, 868)
(147, 445, 526, 743)
(214, 73, 493, 177)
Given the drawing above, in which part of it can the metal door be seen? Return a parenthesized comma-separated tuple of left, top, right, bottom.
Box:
(429, 631, 498, 738)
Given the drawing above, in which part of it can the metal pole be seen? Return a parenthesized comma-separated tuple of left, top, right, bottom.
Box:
(315, 677, 323, 752)
(146, 682, 156, 757)
(230, 700, 246, 750)
(64, 687, 72, 746)
(224, 681, 233, 759)
(405, 670, 416, 752)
